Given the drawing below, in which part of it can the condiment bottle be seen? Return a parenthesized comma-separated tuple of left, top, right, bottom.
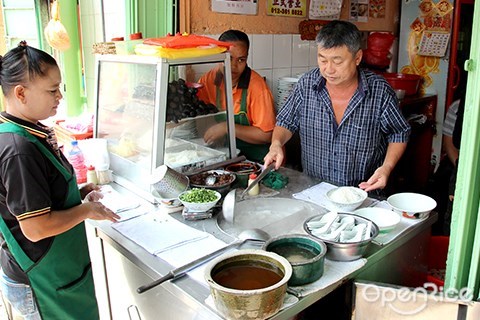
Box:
(247, 173, 260, 196)
(86, 165, 98, 185)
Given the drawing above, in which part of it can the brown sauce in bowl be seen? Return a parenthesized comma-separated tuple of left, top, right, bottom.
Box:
(212, 265, 283, 290)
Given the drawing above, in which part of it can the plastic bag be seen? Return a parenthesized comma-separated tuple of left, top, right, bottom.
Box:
(44, 0, 70, 51)
(143, 33, 231, 49)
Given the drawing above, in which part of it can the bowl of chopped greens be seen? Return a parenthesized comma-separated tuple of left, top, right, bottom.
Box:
(178, 188, 221, 212)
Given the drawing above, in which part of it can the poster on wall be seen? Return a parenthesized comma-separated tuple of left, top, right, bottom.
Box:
(266, 0, 307, 17)
(212, 0, 258, 15)
(349, 0, 369, 22)
(369, 0, 385, 18)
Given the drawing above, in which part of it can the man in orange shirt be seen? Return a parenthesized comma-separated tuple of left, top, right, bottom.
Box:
(197, 30, 276, 163)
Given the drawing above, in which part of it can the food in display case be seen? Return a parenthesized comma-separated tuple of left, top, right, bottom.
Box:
(166, 78, 218, 123)
(164, 138, 227, 173)
(95, 54, 236, 199)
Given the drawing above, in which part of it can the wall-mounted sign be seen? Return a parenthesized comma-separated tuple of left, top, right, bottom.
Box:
(267, 0, 307, 17)
(212, 0, 258, 15)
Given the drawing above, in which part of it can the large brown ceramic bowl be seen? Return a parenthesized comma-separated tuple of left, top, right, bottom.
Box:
(205, 249, 292, 320)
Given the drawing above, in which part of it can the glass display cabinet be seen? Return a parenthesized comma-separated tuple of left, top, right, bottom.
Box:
(94, 53, 236, 200)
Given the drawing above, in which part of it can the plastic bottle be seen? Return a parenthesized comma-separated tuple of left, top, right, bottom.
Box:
(86, 165, 98, 185)
(247, 173, 260, 196)
(68, 140, 87, 184)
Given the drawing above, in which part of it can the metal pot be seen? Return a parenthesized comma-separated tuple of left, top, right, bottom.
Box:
(225, 161, 261, 188)
(304, 213, 379, 261)
(188, 169, 236, 197)
(204, 249, 292, 320)
(263, 234, 327, 286)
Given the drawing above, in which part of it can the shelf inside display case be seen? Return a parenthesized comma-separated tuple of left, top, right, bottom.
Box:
(94, 53, 236, 201)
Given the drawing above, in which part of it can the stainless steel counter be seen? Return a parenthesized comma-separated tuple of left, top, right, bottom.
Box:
(86, 168, 436, 320)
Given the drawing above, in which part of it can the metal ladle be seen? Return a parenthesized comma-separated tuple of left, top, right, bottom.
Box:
(136, 228, 270, 294)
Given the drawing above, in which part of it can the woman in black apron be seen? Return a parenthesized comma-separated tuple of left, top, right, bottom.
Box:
(0, 42, 119, 319)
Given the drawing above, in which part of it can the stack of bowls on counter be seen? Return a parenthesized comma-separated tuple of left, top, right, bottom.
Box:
(276, 77, 299, 111)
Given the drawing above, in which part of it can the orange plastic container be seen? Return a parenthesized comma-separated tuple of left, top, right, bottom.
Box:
(426, 236, 449, 287)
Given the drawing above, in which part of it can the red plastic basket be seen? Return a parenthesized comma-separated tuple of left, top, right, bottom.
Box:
(54, 120, 93, 148)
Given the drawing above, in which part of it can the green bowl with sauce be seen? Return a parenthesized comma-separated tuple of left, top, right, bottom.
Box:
(263, 234, 327, 286)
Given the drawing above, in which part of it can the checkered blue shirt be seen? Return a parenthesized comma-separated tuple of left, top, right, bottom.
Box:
(277, 68, 411, 187)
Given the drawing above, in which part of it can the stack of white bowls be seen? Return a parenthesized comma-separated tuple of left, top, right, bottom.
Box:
(276, 77, 299, 111)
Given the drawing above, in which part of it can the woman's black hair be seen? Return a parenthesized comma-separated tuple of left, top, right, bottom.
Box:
(0, 41, 58, 96)
(315, 20, 362, 55)
(219, 30, 250, 50)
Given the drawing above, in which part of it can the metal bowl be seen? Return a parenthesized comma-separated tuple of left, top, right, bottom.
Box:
(263, 234, 327, 286)
(188, 170, 236, 197)
(225, 161, 261, 188)
(304, 213, 379, 261)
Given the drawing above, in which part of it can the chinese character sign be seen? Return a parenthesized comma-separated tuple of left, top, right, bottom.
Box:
(267, 0, 307, 17)
(212, 0, 258, 15)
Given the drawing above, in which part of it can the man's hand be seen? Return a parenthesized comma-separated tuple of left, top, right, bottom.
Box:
(358, 165, 391, 192)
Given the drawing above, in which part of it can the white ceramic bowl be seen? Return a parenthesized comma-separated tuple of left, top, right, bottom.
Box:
(326, 187, 368, 212)
(178, 189, 221, 212)
(387, 193, 437, 219)
(353, 207, 401, 233)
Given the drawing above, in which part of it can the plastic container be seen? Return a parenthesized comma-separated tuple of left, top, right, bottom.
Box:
(247, 173, 260, 196)
(68, 141, 87, 184)
(382, 73, 423, 96)
(426, 236, 449, 287)
(86, 165, 98, 185)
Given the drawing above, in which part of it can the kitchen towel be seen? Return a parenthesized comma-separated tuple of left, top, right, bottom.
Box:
(112, 212, 209, 255)
(370, 201, 425, 246)
(287, 258, 367, 297)
(156, 234, 230, 287)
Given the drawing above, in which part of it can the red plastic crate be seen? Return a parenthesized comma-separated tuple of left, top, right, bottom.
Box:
(54, 120, 93, 148)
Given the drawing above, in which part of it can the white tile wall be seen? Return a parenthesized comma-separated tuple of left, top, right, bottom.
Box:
(191, 34, 318, 108)
(251, 35, 273, 69)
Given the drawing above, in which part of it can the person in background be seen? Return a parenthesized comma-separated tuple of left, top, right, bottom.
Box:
(0, 42, 119, 319)
(197, 30, 276, 163)
(429, 98, 460, 235)
(444, 95, 465, 235)
(264, 20, 410, 192)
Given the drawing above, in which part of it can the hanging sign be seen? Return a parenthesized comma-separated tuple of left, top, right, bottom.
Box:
(267, 0, 307, 17)
(212, 0, 258, 15)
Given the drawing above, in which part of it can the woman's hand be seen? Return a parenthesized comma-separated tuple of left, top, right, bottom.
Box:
(83, 202, 120, 223)
(80, 183, 100, 199)
(203, 122, 227, 145)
